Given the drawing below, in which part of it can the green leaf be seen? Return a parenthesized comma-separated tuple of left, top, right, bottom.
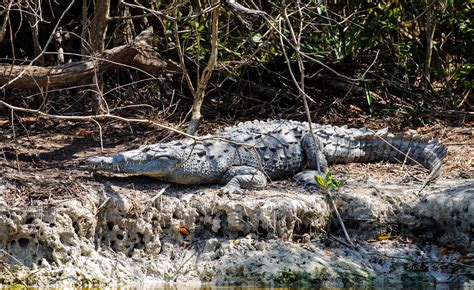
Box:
(331, 179, 342, 190)
(324, 172, 332, 183)
(315, 175, 325, 187)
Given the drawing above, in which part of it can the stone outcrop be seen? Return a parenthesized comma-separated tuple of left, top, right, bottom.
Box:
(0, 174, 472, 287)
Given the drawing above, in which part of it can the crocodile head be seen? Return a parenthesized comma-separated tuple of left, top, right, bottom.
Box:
(86, 145, 181, 178)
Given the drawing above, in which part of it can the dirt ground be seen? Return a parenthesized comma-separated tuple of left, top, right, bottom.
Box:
(0, 116, 472, 206)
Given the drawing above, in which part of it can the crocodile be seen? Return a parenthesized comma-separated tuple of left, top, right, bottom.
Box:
(86, 120, 447, 194)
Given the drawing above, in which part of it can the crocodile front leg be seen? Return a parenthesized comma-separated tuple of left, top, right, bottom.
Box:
(220, 166, 268, 194)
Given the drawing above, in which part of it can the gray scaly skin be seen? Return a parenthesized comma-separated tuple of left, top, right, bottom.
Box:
(86, 120, 447, 194)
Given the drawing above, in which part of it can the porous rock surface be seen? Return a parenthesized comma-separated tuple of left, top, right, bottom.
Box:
(0, 174, 472, 287)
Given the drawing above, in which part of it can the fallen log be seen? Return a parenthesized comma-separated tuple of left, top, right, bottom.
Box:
(0, 29, 181, 90)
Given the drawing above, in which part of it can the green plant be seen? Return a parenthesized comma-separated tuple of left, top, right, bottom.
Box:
(315, 172, 343, 192)
(315, 172, 353, 247)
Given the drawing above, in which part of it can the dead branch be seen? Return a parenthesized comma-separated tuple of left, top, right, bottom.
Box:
(0, 1, 13, 44)
(221, 0, 267, 17)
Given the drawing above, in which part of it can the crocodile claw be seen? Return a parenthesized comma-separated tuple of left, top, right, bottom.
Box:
(220, 184, 244, 195)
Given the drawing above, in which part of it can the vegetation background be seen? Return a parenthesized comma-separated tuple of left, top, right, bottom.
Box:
(0, 0, 472, 135)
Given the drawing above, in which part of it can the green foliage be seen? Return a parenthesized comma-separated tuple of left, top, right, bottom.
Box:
(315, 172, 343, 193)
(283, 1, 470, 111)
(151, 0, 470, 111)
(454, 63, 473, 90)
(446, 6, 474, 93)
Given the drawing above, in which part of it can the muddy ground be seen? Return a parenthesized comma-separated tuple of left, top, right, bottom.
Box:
(0, 117, 473, 287)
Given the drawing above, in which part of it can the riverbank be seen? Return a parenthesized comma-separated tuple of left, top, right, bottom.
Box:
(0, 125, 472, 287)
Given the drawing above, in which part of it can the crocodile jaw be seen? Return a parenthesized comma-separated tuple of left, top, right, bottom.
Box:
(86, 151, 179, 177)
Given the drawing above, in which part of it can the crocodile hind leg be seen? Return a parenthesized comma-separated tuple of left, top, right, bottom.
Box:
(295, 133, 329, 185)
(220, 166, 268, 194)
(301, 133, 328, 172)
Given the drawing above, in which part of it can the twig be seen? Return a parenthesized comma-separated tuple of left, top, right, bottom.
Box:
(108, 13, 154, 21)
(0, 99, 282, 149)
(90, 118, 104, 152)
(0, 248, 29, 286)
(187, 0, 220, 134)
(0, 249, 23, 266)
(20, 76, 157, 102)
(120, 0, 219, 22)
(401, 147, 411, 172)
(279, 4, 354, 248)
(95, 196, 110, 216)
(278, 11, 322, 172)
(326, 191, 354, 247)
(221, 0, 267, 17)
(149, 184, 170, 204)
(329, 234, 353, 248)
(360, 50, 379, 80)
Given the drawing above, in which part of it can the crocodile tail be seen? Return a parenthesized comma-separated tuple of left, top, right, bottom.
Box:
(318, 126, 447, 178)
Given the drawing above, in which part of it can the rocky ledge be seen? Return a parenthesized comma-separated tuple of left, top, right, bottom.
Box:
(0, 172, 472, 287)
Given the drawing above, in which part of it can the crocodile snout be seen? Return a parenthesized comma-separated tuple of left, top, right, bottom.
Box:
(86, 150, 180, 176)
(86, 156, 114, 166)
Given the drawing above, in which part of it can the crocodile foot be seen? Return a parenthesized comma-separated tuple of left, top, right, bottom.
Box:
(220, 166, 268, 194)
(220, 184, 245, 195)
(293, 170, 326, 186)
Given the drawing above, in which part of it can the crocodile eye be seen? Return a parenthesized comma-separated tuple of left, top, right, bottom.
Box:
(157, 155, 176, 161)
